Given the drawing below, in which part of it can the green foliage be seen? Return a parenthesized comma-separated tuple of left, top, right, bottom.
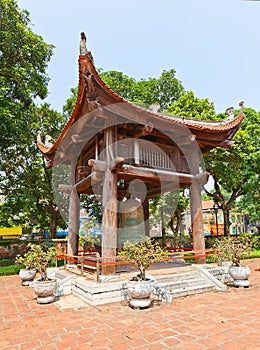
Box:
(0, 0, 54, 146)
(150, 191, 189, 236)
(166, 91, 218, 121)
(63, 68, 185, 117)
(15, 243, 56, 280)
(62, 86, 78, 119)
(79, 216, 100, 249)
(100, 69, 184, 110)
(118, 238, 168, 280)
(204, 108, 260, 234)
(0, 1, 65, 237)
(213, 234, 253, 267)
(248, 249, 260, 259)
(79, 234, 100, 250)
(0, 259, 12, 267)
(0, 265, 21, 275)
(0, 104, 67, 236)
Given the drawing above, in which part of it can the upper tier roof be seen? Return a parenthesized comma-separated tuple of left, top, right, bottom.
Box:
(37, 38, 244, 162)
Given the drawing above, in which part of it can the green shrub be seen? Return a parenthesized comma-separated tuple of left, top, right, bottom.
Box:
(0, 259, 12, 267)
(0, 265, 21, 276)
(118, 238, 168, 280)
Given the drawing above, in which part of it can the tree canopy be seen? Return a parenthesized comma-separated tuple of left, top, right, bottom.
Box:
(204, 107, 260, 234)
(0, 0, 66, 237)
(0, 0, 54, 140)
(63, 68, 185, 116)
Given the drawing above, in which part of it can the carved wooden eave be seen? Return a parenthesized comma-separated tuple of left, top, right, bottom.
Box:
(37, 49, 244, 166)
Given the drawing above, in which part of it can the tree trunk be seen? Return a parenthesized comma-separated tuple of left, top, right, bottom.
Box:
(175, 212, 182, 234)
(49, 210, 59, 239)
(222, 206, 231, 237)
(161, 208, 167, 247)
(142, 198, 150, 237)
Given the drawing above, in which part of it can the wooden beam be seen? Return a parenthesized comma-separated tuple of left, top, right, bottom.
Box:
(75, 171, 103, 193)
(77, 166, 91, 177)
(117, 164, 194, 183)
(195, 172, 210, 186)
(109, 157, 124, 172)
(88, 159, 107, 172)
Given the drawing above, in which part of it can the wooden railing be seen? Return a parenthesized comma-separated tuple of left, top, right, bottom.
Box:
(56, 248, 214, 283)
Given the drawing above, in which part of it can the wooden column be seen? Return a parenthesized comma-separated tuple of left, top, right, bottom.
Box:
(142, 197, 150, 236)
(101, 126, 118, 275)
(190, 179, 205, 263)
(67, 158, 80, 257)
(102, 169, 118, 275)
(67, 188, 80, 256)
(189, 150, 206, 264)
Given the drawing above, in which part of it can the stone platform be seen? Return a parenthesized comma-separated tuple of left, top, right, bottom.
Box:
(48, 261, 228, 306)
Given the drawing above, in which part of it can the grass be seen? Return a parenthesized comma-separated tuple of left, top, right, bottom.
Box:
(184, 248, 260, 265)
(0, 265, 21, 276)
(248, 249, 260, 259)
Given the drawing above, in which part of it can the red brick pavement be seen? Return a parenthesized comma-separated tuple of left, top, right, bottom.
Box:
(1, 258, 260, 350)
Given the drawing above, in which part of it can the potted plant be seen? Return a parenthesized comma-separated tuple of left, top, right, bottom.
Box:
(214, 235, 252, 288)
(118, 238, 168, 308)
(79, 233, 100, 250)
(17, 243, 57, 303)
(16, 250, 37, 286)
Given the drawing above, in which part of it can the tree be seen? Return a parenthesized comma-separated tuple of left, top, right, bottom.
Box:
(0, 0, 54, 147)
(203, 108, 260, 235)
(165, 94, 260, 237)
(0, 104, 67, 238)
(150, 191, 189, 246)
(63, 68, 185, 116)
(0, 1, 68, 237)
(166, 91, 219, 121)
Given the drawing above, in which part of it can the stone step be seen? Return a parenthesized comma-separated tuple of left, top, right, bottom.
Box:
(154, 270, 201, 284)
(72, 284, 125, 306)
(168, 283, 215, 299)
(52, 266, 227, 306)
(157, 277, 208, 291)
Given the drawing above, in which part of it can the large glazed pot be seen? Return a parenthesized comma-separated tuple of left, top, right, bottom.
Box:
(19, 269, 36, 286)
(34, 279, 57, 304)
(127, 279, 155, 308)
(229, 266, 250, 288)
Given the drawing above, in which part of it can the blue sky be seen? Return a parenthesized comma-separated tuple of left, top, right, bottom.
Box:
(18, 0, 260, 114)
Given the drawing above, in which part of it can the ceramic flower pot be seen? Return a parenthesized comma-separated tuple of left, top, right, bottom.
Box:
(34, 279, 57, 304)
(229, 266, 250, 288)
(127, 278, 155, 308)
(19, 269, 36, 286)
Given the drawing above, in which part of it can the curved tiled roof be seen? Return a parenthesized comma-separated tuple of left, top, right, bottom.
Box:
(37, 48, 244, 158)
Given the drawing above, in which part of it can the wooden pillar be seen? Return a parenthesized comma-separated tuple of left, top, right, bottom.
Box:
(67, 188, 80, 257)
(102, 169, 118, 275)
(190, 179, 205, 263)
(67, 158, 80, 257)
(189, 151, 206, 264)
(142, 197, 150, 236)
(101, 126, 118, 275)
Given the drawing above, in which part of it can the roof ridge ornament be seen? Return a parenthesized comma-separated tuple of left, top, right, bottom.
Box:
(239, 101, 244, 112)
(225, 106, 234, 119)
(80, 32, 87, 55)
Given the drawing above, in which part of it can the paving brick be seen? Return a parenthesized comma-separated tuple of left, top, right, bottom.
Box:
(0, 258, 259, 350)
(21, 340, 42, 349)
